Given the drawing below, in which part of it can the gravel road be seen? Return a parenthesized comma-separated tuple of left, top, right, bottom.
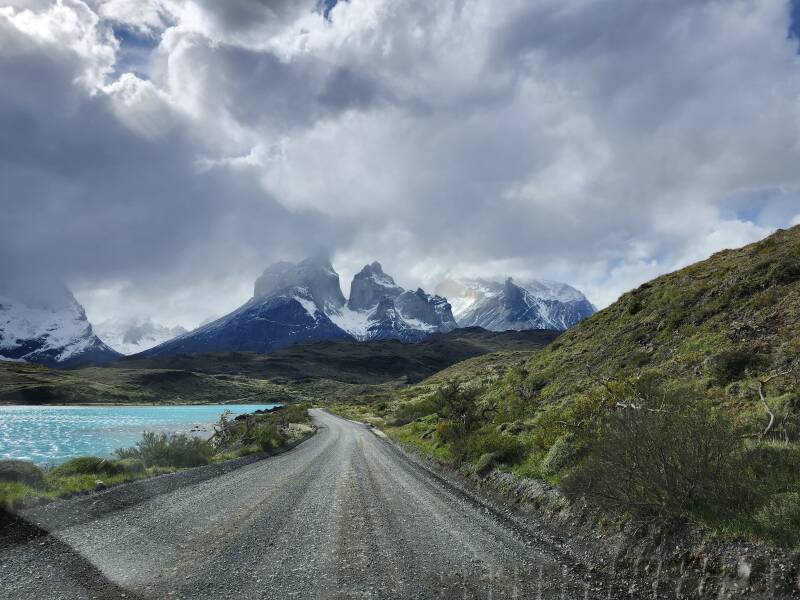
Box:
(1, 409, 631, 599)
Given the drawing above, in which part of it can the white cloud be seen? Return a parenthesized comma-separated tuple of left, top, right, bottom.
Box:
(2, 0, 800, 324)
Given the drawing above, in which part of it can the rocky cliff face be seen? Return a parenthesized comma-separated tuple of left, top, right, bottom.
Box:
(142, 259, 459, 357)
(0, 285, 120, 367)
(254, 257, 346, 311)
(329, 263, 457, 342)
(437, 277, 595, 331)
(347, 262, 404, 311)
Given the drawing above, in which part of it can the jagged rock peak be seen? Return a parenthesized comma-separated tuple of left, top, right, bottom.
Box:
(347, 261, 404, 310)
(254, 256, 345, 310)
(395, 289, 458, 331)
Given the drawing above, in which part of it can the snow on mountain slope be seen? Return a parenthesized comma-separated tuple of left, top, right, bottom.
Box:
(94, 318, 188, 355)
(334, 263, 457, 342)
(141, 258, 458, 357)
(436, 277, 595, 332)
(0, 286, 120, 367)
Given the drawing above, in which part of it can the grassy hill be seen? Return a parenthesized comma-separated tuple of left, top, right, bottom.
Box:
(375, 226, 800, 545)
(0, 328, 558, 405)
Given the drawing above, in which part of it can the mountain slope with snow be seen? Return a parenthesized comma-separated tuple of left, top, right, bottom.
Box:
(142, 258, 458, 357)
(0, 286, 120, 367)
(329, 262, 457, 342)
(94, 318, 188, 355)
(436, 277, 595, 331)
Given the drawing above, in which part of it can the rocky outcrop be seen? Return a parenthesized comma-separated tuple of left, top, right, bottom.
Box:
(347, 262, 403, 311)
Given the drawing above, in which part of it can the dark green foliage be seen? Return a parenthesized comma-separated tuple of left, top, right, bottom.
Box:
(430, 380, 484, 460)
(116, 458, 146, 474)
(51, 456, 123, 477)
(392, 396, 437, 426)
(253, 422, 288, 451)
(756, 493, 800, 547)
(562, 394, 744, 521)
(0, 460, 44, 487)
(211, 405, 310, 454)
(466, 429, 525, 465)
(710, 350, 766, 385)
(116, 432, 213, 468)
(541, 434, 582, 475)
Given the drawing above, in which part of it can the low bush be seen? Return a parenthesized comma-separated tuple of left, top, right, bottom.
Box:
(475, 451, 503, 475)
(709, 349, 766, 384)
(0, 460, 44, 487)
(116, 458, 146, 474)
(561, 394, 744, 522)
(281, 404, 310, 424)
(116, 432, 213, 468)
(755, 492, 800, 547)
(541, 434, 582, 475)
(253, 422, 287, 451)
(392, 396, 437, 426)
(50, 456, 122, 477)
(466, 429, 525, 465)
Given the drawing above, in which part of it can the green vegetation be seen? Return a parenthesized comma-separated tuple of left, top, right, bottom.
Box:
(366, 226, 800, 547)
(116, 433, 215, 468)
(0, 329, 557, 406)
(211, 403, 314, 456)
(50, 456, 124, 477)
(0, 405, 314, 511)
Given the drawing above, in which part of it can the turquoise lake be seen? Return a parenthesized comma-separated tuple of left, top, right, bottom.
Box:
(0, 404, 278, 466)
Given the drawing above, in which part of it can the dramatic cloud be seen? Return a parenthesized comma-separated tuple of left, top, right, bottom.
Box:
(2, 0, 799, 327)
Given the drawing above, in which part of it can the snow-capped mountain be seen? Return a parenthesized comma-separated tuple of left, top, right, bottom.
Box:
(141, 258, 457, 358)
(436, 277, 596, 331)
(140, 257, 353, 357)
(0, 285, 120, 367)
(94, 318, 188, 355)
(328, 262, 457, 342)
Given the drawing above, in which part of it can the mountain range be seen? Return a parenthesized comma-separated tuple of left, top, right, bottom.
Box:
(437, 277, 596, 331)
(0, 286, 120, 367)
(139, 258, 459, 358)
(0, 259, 595, 366)
(93, 318, 188, 355)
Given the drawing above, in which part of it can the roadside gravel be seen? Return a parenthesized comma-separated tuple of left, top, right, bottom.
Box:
(1, 409, 637, 599)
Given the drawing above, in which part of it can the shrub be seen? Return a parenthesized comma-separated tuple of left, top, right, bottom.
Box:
(253, 422, 287, 451)
(466, 429, 525, 465)
(709, 350, 765, 384)
(116, 432, 213, 468)
(755, 493, 800, 547)
(116, 458, 146, 474)
(51, 456, 122, 477)
(0, 460, 44, 487)
(392, 396, 437, 426)
(282, 404, 309, 424)
(541, 434, 582, 475)
(561, 395, 744, 522)
(475, 451, 503, 475)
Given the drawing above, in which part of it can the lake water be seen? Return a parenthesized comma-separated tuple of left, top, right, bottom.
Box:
(0, 404, 279, 466)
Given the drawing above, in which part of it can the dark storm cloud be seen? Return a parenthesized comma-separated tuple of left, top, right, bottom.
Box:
(1, 0, 799, 325)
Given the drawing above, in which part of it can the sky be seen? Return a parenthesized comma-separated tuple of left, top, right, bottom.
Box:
(1, 0, 800, 330)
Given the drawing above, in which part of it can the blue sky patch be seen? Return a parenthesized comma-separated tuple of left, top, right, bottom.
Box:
(790, 0, 800, 51)
(318, 0, 343, 20)
(112, 25, 159, 79)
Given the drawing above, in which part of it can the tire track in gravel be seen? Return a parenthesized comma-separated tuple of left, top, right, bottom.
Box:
(1, 409, 641, 599)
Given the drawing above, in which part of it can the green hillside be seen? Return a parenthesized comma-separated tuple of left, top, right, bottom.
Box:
(0, 328, 558, 405)
(379, 226, 800, 545)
